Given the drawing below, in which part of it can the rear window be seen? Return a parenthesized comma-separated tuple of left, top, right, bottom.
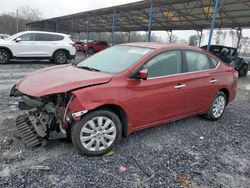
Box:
(209, 57, 219, 68)
(186, 51, 210, 72)
(35, 33, 64, 41)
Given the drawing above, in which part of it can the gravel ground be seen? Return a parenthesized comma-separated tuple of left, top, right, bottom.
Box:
(0, 61, 250, 188)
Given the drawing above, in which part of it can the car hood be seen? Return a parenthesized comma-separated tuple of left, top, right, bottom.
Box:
(15, 65, 114, 97)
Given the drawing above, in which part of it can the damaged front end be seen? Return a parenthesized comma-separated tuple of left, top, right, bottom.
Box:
(11, 86, 81, 147)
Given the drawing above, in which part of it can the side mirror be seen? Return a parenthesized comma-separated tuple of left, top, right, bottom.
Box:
(15, 38, 22, 42)
(138, 69, 148, 80)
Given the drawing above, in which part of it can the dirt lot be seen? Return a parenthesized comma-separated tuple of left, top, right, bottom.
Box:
(0, 60, 250, 188)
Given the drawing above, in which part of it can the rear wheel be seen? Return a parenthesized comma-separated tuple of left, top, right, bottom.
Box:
(87, 48, 94, 55)
(0, 49, 10, 64)
(204, 91, 226, 120)
(71, 110, 122, 156)
(238, 65, 248, 77)
(53, 50, 68, 64)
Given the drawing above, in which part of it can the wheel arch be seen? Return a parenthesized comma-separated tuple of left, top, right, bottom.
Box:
(95, 104, 128, 137)
(218, 88, 229, 105)
(0, 46, 13, 58)
(52, 48, 70, 59)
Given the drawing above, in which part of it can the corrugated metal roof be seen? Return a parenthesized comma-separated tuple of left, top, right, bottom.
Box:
(26, 0, 250, 33)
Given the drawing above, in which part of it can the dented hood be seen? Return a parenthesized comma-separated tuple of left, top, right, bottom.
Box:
(16, 65, 114, 97)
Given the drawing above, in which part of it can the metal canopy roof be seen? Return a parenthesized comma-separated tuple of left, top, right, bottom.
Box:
(26, 0, 250, 33)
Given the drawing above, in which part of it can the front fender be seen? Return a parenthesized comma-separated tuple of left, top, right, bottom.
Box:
(68, 84, 127, 114)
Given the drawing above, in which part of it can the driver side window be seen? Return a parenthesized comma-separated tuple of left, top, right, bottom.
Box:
(17, 33, 36, 41)
(143, 50, 182, 78)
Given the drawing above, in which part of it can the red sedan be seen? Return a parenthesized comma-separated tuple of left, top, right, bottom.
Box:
(11, 43, 237, 156)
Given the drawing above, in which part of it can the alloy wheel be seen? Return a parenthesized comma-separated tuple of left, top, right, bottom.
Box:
(0, 51, 7, 63)
(212, 95, 226, 118)
(80, 116, 117, 152)
(56, 53, 67, 64)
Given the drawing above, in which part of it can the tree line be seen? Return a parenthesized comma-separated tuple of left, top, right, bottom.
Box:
(0, 6, 43, 35)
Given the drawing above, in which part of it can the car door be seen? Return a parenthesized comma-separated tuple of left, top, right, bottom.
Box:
(127, 50, 189, 128)
(34, 33, 59, 57)
(178, 50, 218, 114)
(11, 33, 37, 57)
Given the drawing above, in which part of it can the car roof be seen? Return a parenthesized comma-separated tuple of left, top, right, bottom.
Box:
(16, 31, 69, 37)
(202, 45, 237, 50)
(121, 42, 205, 52)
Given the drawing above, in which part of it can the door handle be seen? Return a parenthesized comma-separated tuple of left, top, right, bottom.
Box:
(175, 84, 186, 89)
(210, 79, 218, 83)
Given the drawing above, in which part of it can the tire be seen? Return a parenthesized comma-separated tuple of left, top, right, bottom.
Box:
(204, 91, 227, 121)
(238, 65, 248, 77)
(71, 109, 122, 156)
(0, 49, 10, 64)
(87, 48, 94, 55)
(53, 50, 68, 64)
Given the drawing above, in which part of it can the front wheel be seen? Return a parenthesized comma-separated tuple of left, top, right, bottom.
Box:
(0, 49, 10, 64)
(71, 110, 122, 156)
(53, 50, 68, 64)
(204, 91, 227, 121)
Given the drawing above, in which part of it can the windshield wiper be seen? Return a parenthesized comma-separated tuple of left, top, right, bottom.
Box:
(78, 66, 100, 72)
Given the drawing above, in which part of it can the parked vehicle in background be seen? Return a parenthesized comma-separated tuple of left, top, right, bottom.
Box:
(0, 31, 76, 64)
(241, 56, 250, 72)
(0, 34, 10, 39)
(11, 43, 237, 156)
(80, 40, 110, 54)
(74, 41, 85, 51)
(201, 45, 248, 77)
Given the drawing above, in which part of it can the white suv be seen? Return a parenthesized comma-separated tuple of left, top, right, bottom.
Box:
(0, 31, 76, 64)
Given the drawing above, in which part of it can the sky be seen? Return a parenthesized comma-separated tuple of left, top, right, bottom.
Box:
(1, 0, 250, 47)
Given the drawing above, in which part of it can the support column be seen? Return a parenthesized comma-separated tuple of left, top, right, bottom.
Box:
(99, 32, 101, 40)
(45, 21, 48, 31)
(86, 15, 90, 42)
(71, 17, 74, 39)
(128, 31, 131, 43)
(111, 10, 116, 45)
(147, 0, 153, 42)
(207, 0, 220, 50)
(56, 19, 59, 32)
(167, 30, 173, 43)
(85, 15, 90, 56)
(236, 28, 242, 51)
(197, 29, 203, 47)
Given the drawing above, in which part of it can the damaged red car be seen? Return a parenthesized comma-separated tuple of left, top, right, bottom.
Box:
(10, 43, 237, 156)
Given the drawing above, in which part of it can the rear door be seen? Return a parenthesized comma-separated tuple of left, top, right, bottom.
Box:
(34, 33, 64, 57)
(179, 50, 218, 114)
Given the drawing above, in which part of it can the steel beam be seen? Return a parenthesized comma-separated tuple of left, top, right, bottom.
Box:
(207, 0, 220, 50)
(147, 0, 153, 42)
(111, 10, 116, 45)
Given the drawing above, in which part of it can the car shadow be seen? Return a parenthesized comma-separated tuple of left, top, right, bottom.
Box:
(7, 60, 53, 65)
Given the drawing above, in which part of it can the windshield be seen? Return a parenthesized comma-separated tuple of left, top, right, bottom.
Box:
(77, 45, 153, 74)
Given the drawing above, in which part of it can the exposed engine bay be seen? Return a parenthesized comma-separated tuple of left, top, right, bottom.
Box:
(15, 93, 75, 147)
